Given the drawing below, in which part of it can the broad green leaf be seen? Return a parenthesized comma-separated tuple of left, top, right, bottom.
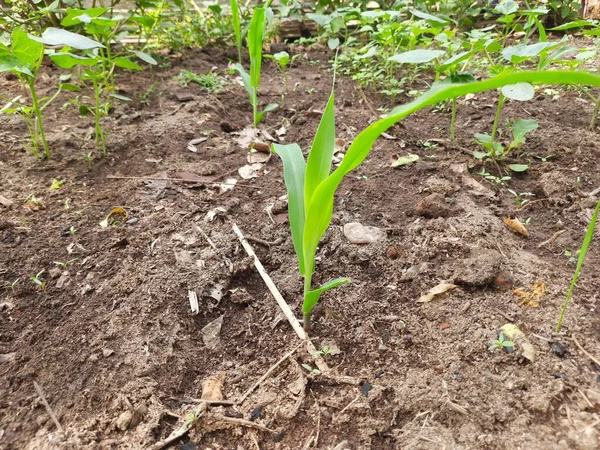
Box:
(300, 71, 600, 279)
(29, 28, 104, 50)
(59, 83, 81, 92)
(114, 57, 142, 71)
(510, 118, 538, 148)
(0, 55, 30, 74)
(410, 9, 448, 25)
(439, 50, 475, 70)
(273, 51, 290, 67)
(272, 143, 306, 274)
(391, 153, 419, 167)
(494, 0, 519, 15)
(305, 91, 335, 216)
(549, 20, 595, 31)
(501, 42, 557, 62)
(389, 49, 444, 64)
(508, 164, 529, 172)
(248, 7, 265, 90)
(327, 37, 340, 50)
(13, 29, 43, 67)
(133, 50, 157, 65)
(303, 278, 350, 314)
(501, 83, 534, 101)
(50, 52, 97, 69)
(305, 13, 331, 27)
(60, 7, 108, 26)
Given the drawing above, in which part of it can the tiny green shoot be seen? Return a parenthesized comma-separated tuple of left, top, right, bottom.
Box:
(30, 270, 46, 290)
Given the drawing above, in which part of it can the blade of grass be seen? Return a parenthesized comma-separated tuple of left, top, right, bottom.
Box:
(556, 199, 600, 331)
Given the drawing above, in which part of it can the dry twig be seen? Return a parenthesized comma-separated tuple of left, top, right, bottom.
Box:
(537, 229, 566, 248)
(33, 381, 64, 434)
(573, 335, 600, 367)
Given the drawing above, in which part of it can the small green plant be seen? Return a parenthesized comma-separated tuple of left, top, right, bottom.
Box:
(488, 331, 514, 353)
(507, 189, 534, 207)
(234, 6, 277, 127)
(82, 152, 94, 168)
(265, 51, 298, 106)
(556, 200, 600, 331)
(176, 70, 224, 93)
(0, 29, 55, 158)
(53, 259, 77, 270)
(2, 278, 20, 291)
(30, 270, 46, 290)
(273, 70, 600, 334)
(479, 169, 511, 186)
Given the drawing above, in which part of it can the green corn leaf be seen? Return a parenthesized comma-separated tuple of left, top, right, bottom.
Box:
(230, 0, 242, 62)
(303, 277, 350, 314)
(304, 91, 336, 213)
(234, 63, 254, 104)
(272, 143, 306, 274)
(248, 7, 265, 90)
(301, 71, 600, 283)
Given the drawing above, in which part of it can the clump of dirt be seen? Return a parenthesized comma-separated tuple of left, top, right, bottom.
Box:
(1, 47, 599, 450)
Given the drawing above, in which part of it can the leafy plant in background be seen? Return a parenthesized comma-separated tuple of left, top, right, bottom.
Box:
(0, 29, 57, 158)
(274, 70, 600, 333)
(234, 6, 277, 127)
(556, 199, 600, 331)
(176, 70, 224, 93)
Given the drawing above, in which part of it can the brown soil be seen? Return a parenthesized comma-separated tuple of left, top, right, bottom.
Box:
(1, 47, 599, 450)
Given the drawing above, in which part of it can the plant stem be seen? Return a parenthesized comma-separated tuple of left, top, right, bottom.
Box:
(303, 276, 312, 333)
(252, 87, 258, 128)
(450, 97, 457, 141)
(27, 78, 50, 159)
(489, 91, 505, 159)
(92, 77, 106, 155)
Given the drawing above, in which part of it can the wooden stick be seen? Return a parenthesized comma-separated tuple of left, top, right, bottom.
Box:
(231, 222, 329, 373)
(238, 342, 304, 405)
(573, 335, 600, 367)
(33, 381, 64, 434)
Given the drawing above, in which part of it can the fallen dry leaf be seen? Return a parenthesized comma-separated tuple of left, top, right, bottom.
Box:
(247, 149, 271, 164)
(514, 281, 546, 308)
(201, 374, 225, 401)
(501, 323, 535, 362)
(238, 163, 263, 179)
(99, 207, 127, 228)
(503, 217, 529, 237)
(418, 282, 459, 303)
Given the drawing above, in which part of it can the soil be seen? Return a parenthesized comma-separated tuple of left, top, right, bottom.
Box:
(1, 46, 599, 450)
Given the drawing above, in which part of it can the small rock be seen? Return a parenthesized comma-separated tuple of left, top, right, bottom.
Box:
(174, 91, 194, 102)
(343, 222, 386, 244)
(56, 272, 69, 289)
(400, 264, 426, 282)
(125, 218, 139, 225)
(361, 382, 373, 397)
(115, 410, 132, 431)
(102, 349, 114, 358)
(249, 405, 263, 421)
(386, 246, 402, 259)
(415, 193, 455, 218)
(424, 176, 457, 195)
(374, 369, 384, 378)
(229, 288, 253, 305)
(551, 342, 568, 357)
(88, 354, 99, 362)
(0, 195, 14, 208)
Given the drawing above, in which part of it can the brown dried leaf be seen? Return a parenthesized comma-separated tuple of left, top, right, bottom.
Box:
(503, 217, 529, 237)
(418, 282, 459, 303)
(513, 281, 546, 308)
(201, 374, 224, 401)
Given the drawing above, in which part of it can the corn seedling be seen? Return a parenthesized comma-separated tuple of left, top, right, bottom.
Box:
(234, 6, 277, 127)
(30, 270, 46, 290)
(556, 199, 600, 332)
(275, 70, 600, 334)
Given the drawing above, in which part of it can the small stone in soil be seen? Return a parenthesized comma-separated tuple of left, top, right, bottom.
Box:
(551, 342, 568, 357)
(103, 349, 114, 358)
(249, 405, 263, 421)
(375, 369, 384, 378)
(361, 382, 373, 397)
(174, 91, 194, 102)
(125, 218, 139, 225)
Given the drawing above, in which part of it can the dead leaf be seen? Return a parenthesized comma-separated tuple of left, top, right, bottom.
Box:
(0, 195, 14, 208)
(276, 125, 287, 137)
(145, 158, 163, 164)
(247, 149, 271, 164)
(503, 217, 529, 237)
(233, 126, 258, 149)
(238, 163, 263, 179)
(418, 282, 459, 303)
(513, 281, 546, 307)
(205, 207, 227, 222)
(202, 315, 224, 349)
(215, 178, 237, 193)
(500, 323, 535, 362)
(99, 207, 127, 228)
(201, 374, 224, 401)
(252, 141, 271, 153)
(260, 129, 276, 142)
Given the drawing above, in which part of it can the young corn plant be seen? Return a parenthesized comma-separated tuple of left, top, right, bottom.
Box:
(230, 0, 243, 64)
(274, 70, 600, 334)
(234, 6, 277, 127)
